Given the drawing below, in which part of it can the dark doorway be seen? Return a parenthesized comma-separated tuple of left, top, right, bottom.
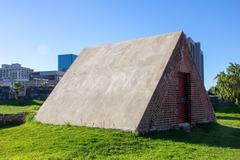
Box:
(177, 73, 190, 123)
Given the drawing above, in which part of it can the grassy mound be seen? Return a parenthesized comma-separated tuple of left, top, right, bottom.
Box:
(0, 99, 43, 114)
(0, 102, 239, 160)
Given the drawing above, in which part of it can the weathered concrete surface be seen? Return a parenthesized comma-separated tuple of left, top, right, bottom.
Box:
(36, 32, 182, 131)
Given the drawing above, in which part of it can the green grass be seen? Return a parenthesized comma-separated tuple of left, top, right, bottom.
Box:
(0, 102, 239, 160)
(214, 104, 240, 129)
(0, 99, 43, 114)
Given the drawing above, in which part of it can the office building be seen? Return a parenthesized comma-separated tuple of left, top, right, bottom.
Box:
(58, 54, 77, 72)
(30, 71, 64, 86)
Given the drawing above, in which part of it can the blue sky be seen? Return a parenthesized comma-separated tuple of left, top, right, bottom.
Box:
(0, 0, 239, 89)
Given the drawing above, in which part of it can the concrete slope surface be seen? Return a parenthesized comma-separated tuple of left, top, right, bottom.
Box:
(36, 31, 182, 131)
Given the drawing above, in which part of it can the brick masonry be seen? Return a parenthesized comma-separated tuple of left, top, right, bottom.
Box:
(0, 113, 27, 125)
(137, 33, 216, 132)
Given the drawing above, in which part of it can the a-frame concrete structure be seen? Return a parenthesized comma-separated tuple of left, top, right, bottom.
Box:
(36, 32, 216, 132)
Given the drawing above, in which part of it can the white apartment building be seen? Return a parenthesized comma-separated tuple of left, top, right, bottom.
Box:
(0, 63, 34, 82)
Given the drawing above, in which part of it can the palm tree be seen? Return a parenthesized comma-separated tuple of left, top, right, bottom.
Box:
(13, 81, 24, 100)
(215, 63, 240, 104)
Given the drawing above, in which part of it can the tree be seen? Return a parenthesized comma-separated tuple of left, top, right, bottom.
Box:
(208, 86, 217, 95)
(13, 81, 24, 100)
(40, 81, 49, 88)
(214, 63, 240, 104)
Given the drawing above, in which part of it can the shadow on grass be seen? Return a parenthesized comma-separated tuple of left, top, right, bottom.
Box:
(217, 115, 240, 121)
(214, 104, 240, 114)
(0, 123, 22, 130)
(141, 123, 240, 149)
(0, 99, 43, 106)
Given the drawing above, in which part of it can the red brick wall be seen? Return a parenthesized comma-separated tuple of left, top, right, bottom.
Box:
(137, 34, 216, 132)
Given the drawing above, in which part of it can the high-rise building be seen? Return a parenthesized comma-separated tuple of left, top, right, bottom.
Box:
(58, 54, 77, 72)
(187, 38, 204, 82)
(0, 63, 33, 82)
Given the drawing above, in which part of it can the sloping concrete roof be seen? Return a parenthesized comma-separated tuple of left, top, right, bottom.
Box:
(36, 31, 182, 131)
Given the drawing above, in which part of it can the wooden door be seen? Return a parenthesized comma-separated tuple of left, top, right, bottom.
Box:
(177, 73, 189, 123)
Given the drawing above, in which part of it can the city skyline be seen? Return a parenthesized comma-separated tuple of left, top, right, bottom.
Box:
(0, 0, 240, 89)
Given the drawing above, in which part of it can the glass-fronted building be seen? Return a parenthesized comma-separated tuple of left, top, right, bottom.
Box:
(58, 54, 77, 72)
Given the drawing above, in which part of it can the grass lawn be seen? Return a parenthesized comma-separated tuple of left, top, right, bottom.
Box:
(0, 100, 43, 114)
(0, 102, 239, 160)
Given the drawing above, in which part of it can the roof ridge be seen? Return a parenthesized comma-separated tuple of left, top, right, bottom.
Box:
(83, 31, 183, 50)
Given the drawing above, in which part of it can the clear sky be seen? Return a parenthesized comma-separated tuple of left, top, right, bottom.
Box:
(0, 0, 239, 89)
